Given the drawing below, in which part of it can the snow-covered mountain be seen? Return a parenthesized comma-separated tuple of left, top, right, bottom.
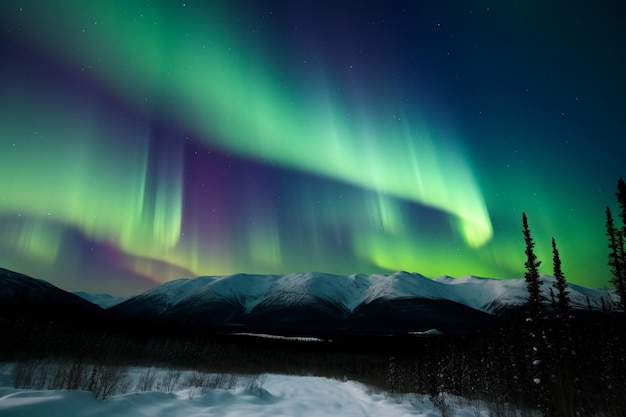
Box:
(108, 271, 617, 335)
(2, 267, 617, 335)
(112, 271, 616, 315)
(434, 274, 616, 313)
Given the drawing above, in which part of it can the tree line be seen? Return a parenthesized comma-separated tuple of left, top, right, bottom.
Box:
(517, 177, 626, 416)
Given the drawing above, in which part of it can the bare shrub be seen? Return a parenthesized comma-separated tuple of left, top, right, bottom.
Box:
(14, 360, 68, 390)
(181, 371, 210, 401)
(50, 362, 68, 389)
(178, 370, 240, 392)
(86, 364, 130, 400)
(30, 362, 50, 390)
(485, 400, 525, 417)
(12, 360, 130, 400)
(468, 399, 486, 417)
(136, 367, 157, 392)
(157, 369, 182, 393)
(244, 374, 266, 397)
(64, 360, 88, 390)
(431, 392, 453, 417)
(13, 360, 38, 389)
(207, 373, 225, 389)
(222, 373, 239, 390)
(187, 386, 199, 400)
(182, 370, 209, 389)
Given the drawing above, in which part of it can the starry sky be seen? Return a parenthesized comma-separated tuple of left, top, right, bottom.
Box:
(1, 1, 624, 295)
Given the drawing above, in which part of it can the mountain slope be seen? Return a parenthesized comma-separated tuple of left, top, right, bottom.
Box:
(3, 267, 617, 336)
(74, 292, 127, 309)
(0, 267, 103, 317)
(108, 271, 617, 335)
(434, 274, 616, 313)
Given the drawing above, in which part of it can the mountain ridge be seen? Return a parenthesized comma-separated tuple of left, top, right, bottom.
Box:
(1, 267, 618, 336)
(106, 270, 617, 335)
(111, 270, 617, 314)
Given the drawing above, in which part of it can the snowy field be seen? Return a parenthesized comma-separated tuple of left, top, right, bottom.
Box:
(0, 364, 515, 417)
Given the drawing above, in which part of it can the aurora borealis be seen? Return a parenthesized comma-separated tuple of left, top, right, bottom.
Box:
(1, 1, 624, 295)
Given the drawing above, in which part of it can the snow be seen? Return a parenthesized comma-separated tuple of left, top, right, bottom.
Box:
(434, 274, 617, 312)
(433, 274, 529, 311)
(116, 271, 455, 318)
(409, 329, 445, 336)
(0, 364, 504, 417)
(192, 273, 280, 313)
(67, 271, 619, 315)
(230, 333, 330, 342)
(362, 271, 446, 304)
(132, 276, 218, 312)
(73, 292, 128, 309)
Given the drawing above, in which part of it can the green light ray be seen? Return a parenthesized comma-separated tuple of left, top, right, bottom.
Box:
(248, 219, 283, 268)
(0, 86, 183, 257)
(12, 219, 63, 264)
(2, 1, 493, 248)
(353, 229, 518, 279)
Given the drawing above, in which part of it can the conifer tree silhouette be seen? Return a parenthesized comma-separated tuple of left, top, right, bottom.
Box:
(551, 237, 571, 320)
(522, 213, 544, 322)
(606, 206, 626, 308)
(521, 212, 550, 416)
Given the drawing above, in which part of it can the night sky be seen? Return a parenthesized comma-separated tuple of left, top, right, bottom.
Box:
(1, 1, 624, 295)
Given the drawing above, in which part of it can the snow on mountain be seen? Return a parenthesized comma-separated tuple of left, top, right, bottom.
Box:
(2, 266, 617, 335)
(261, 272, 370, 312)
(434, 275, 529, 312)
(110, 271, 616, 321)
(110, 276, 221, 317)
(134, 276, 217, 312)
(191, 273, 280, 312)
(434, 274, 617, 313)
(362, 271, 448, 305)
(116, 274, 280, 314)
(73, 292, 128, 309)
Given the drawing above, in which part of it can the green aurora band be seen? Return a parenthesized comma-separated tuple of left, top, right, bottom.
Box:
(0, 1, 619, 293)
(4, 1, 491, 241)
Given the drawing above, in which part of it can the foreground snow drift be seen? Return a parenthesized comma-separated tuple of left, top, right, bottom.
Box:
(0, 365, 504, 417)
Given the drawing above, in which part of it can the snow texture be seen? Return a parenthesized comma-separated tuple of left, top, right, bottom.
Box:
(0, 365, 505, 417)
(112, 271, 617, 314)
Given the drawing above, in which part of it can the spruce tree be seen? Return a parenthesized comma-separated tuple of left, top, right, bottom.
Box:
(521, 212, 550, 416)
(617, 177, 626, 231)
(618, 230, 626, 284)
(606, 206, 626, 308)
(551, 237, 571, 321)
(522, 212, 545, 322)
(550, 237, 582, 414)
(616, 178, 626, 296)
